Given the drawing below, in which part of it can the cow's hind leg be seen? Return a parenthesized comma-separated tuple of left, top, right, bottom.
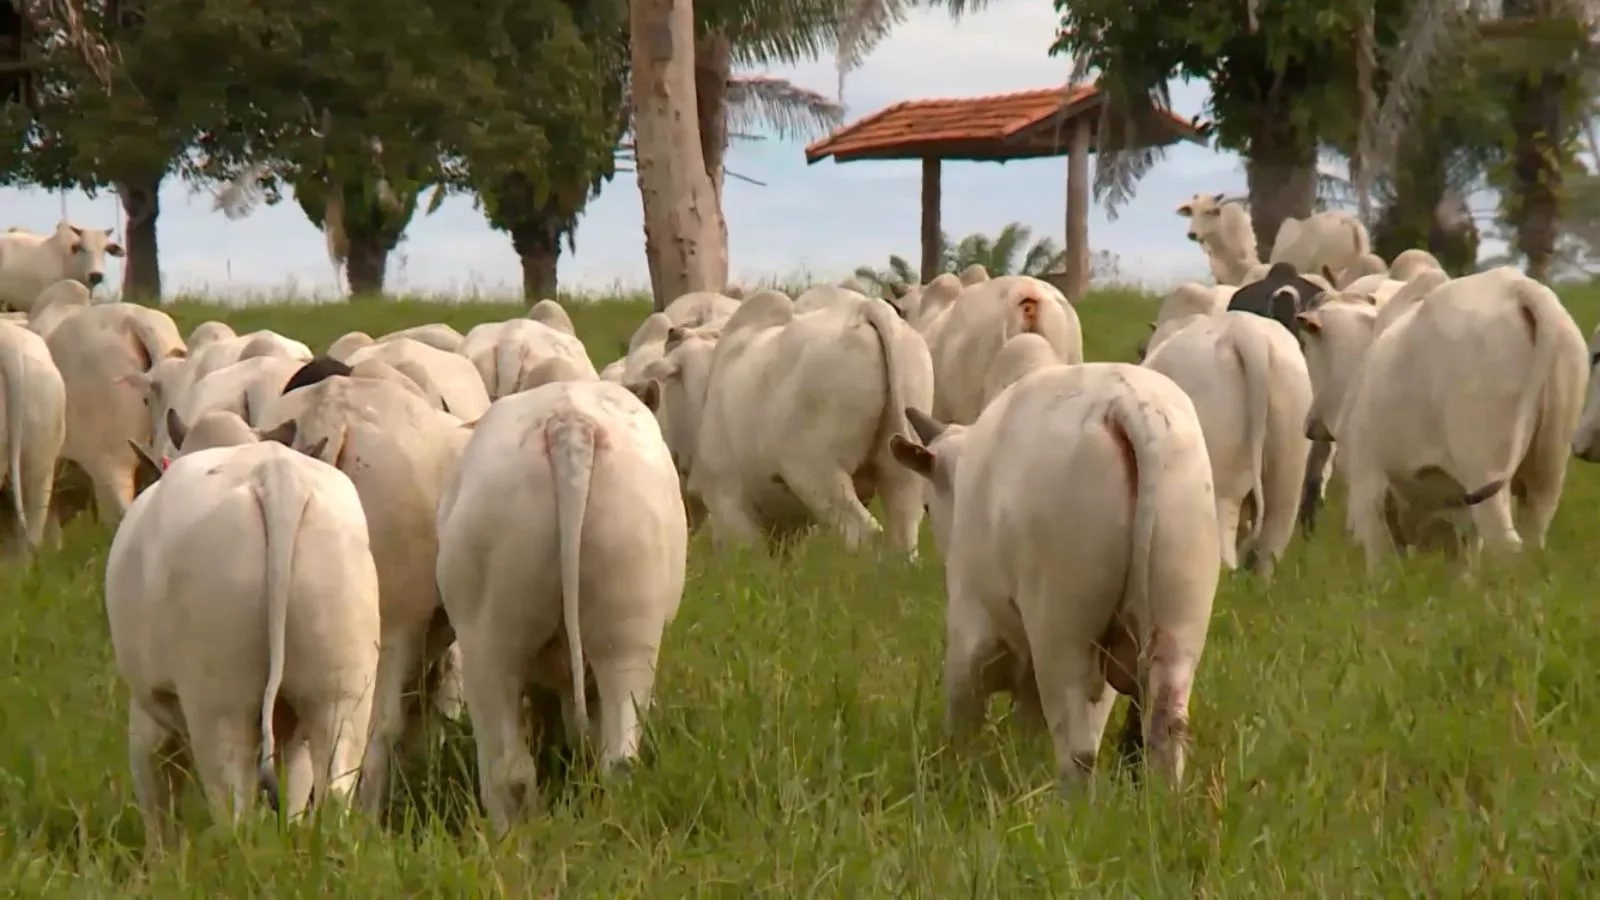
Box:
(1215, 495, 1242, 570)
(128, 701, 186, 852)
(457, 629, 536, 837)
(944, 591, 1005, 746)
(299, 685, 374, 817)
(1467, 486, 1523, 557)
(590, 640, 665, 773)
(356, 626, 428, 815)
(185, 710, 262, 829)
(1296, 440, 1334, 534)
(1030, 635, 1117, 791)
(779, 462, 880, 550)
(1145, 628, 1199, 784)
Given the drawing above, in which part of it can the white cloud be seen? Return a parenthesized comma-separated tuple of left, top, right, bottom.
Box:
(5, 0, 1426, 301)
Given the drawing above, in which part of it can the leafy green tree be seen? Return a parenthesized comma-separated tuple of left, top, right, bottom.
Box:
(1050, 0, 1410, 255)
(0, 0, 239, 302)
(468, 0, 629, 300)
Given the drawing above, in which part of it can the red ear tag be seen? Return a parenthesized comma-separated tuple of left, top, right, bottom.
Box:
(160, 456, 171, 471)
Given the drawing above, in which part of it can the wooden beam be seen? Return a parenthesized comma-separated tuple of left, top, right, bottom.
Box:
(920, 157, 941, 283)
(1063, 116, 1091, 302)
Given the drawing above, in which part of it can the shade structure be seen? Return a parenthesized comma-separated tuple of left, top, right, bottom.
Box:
(804, 83, 1210, 300)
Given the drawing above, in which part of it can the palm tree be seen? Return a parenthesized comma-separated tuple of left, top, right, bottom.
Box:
(1350, 0, 1599, 281)
(853, 222, 1068, 296)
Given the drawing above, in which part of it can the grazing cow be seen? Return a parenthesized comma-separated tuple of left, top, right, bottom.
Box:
(1298, 268, 1587, 569)
(264, 375, 475, 812)
(1569, 325, 1600, 462)
(1269, 210, 1372, 279)
(1177, 193, 1258, 285)
(921, 275, 1082, 424)
(50, 303, 186, 522)
(1134, 282, 1240, 363)
(107, 422, 380, 849)
(149, 355, 306, 457)
(634, 290, 933, 554)
(436, 379, 686, 836)
(458, 318, 597, 400)
(187, 321, 237, 351)
(346, 337, 492, 420)
(1389, 248, 1445, 282)
(382, 323, 465, 354)
(0, 321, 65, 552)
(0, 221, 124, 311)
(1334, 252, 1388, 288)
(888, 362, 1219, 786)
(602, 291, 742, 384)
(1142, 311, 1313, 577)
(26, 279, 94, 339)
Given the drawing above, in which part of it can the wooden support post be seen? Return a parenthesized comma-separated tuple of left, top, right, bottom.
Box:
(1064, 117, 1091, 302)
(920, 157, 942, 284)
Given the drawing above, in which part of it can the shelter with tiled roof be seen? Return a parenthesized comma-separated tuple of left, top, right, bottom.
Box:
(805, 84, 1209, 300)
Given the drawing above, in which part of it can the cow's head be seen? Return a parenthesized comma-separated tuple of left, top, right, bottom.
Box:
(1175, 192, 1227, 243)
(53, 221, 123, 291)
(1574, 325, 1600, 462)
(127, 409, 325, 492)
(887, 407, 970, 558)
(1294, 294, 1379, 444)
(624, 330, 717, 482)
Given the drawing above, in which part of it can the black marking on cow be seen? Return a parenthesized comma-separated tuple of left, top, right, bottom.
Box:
(1226, 262, 1328, 338)
(281, 356, 352, 395)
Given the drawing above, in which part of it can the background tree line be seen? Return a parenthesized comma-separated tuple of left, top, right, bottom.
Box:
(0, 0, 1596, 309)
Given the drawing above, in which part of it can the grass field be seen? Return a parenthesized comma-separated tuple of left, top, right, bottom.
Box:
(2, 286, 1599, 895)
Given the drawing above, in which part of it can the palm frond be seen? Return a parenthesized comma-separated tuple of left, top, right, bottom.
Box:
(1364, 0, 1474, 187)
(835, 0, 915, 99)
(989, 222, 1031, 272)
(1089, 79, 1173, 221)
(725, 75, 845, 143)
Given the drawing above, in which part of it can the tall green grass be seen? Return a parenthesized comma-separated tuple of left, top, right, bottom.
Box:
(1, 286, 1597, 894)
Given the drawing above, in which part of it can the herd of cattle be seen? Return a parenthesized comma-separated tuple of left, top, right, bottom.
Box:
(0, 195, 1596, 849)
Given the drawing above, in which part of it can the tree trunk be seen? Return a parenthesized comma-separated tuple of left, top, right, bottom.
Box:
(1063, 118, 1091, 301)
(1245, 111, 1318, 259)
(511, 223, 560, 300)
(631, 0, 726, 311)
(117, 174, 162, 304)
(1507, 67, 1569, 282)
(694, 31, 732, 289)
(344, 233, 388, 297)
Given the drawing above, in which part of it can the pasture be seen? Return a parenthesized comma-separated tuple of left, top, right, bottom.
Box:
(2, 286, 1598, 895)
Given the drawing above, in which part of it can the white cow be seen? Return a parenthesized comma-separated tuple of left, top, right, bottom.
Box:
(1297, 268, 1587, 569)
(382, 323, 465, 354)
(27, 279, 94, 339)
(49, 303, 186, 521)
(793, 283, 871, 314)
(1177, 193, 1259, 286)
(106, 424, 380, 849)
(1335, 253, 1389, 288)
(1142, 311, 1313, 577)
(436, 379, 686, 836)
(921, 275, 1082, 424)
(187, 321, 237, 351)
(1270, 210, 1372, 278)
(0, 321, 66, 552)
(1389, 248, 1445, 282)
(602, 292, 743, 384)
(1568, 325, 1600, 462)
(264, 375, 475, 812)
(0, 221, 124, 311)
(346, 337, 491, 421)
(458, 318, 597, 400)
(151, 356, 306, 458)
(887, 362, 1219, 786)
(528, 298, 578, 335)
(634, 290, 933, 554)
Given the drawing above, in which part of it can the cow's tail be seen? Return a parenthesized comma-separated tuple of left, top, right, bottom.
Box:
(1475, 276, 1567, 503)
(493, 338, 525, 400)
(121, 313, 182, 371)
(546, 409, 596, 744)
(1227, 318, 1270, 548)
(1104, 391, 1160, 644)
(1004, 280, 1049, 341)
(858, 297, 912, 446)
(252, 452, 313, 777)
(0, 331, 27, 538)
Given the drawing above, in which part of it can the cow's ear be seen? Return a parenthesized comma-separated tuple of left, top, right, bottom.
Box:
(1321, 265, 1337, 287)
(165, 408, 189, 450)
(889, 434, 935, 478)
(128, 439, 164, 485)
(104, 241, 125, 258)
(1296, 310, 1323, 335)
(1176, 202, 1194, 217)
(257, 419, 298, 447)
(628, 380, 661, 412)
(1359, 293, 1379, 306)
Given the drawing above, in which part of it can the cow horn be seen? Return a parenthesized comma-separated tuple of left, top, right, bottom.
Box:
(906, 407, 946, 444)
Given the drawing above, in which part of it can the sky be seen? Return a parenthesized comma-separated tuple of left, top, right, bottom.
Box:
(0, 1, 1490, 302)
